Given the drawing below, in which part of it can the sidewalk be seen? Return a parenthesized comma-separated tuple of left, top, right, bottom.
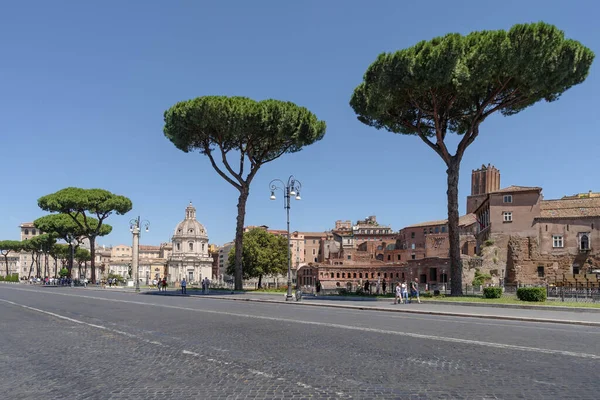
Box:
(139, 289, 600, 327)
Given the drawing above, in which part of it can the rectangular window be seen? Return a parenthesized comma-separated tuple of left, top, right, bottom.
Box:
(397, 254, 401, 261)
(441, 226, 446, 233)
(552, 235, 563, 248)
(411, 243, 415, 249)
(503, 212, 512, 222)
(573, 266, 580, 275)
(411, 254, 416, 260)
(503, 195, 513, 203)
(347, 255, 351, 260)
(312, 249, 316, 255)
(537, 266, 545, 277)
(411, 232, 415, 239)
(387, 255, 391, 261)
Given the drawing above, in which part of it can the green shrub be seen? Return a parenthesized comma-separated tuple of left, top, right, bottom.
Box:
(338, 288, 350, 296)
(484, 239, 494, 247)
(472, 270, 492, 286)
(483, 287, 502, 299)
(517, 287, 547, 302)
(0, 276, 4, 281)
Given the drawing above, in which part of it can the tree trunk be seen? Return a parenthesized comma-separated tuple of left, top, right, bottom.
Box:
(258, 274, 263, 289)
(446, 157, 463, 296)
(3, 255, 8, 277)
(28, 253, 36, 279)
(234, 187, 249, 291)
(89, 237, 97, 283)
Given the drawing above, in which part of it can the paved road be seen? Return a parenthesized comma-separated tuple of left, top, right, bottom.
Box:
(1, 285, 599, 399)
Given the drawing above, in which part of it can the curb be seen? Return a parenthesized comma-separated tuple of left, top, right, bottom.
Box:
(421, 300, 600, 313)
(192, 295, 600, 327)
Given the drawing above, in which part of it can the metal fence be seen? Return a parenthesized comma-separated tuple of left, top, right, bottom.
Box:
(547, 286, 600, 303)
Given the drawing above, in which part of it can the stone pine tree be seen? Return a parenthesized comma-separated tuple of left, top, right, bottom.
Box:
(164, 96, 326, 290)
(350, 22, 594, 295)
(34, 213, 110, 277)
(226, 228, 288, 289)
(38, 188, 132, 283)
(0, 240, 22, 277)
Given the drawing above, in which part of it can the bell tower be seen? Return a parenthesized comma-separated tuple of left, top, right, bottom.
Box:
(466, 164, 500, 214)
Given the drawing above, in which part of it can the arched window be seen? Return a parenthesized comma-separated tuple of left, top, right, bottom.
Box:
(371, 273, 374, 278)
(353, 273, 357, 278)
(359, 273, 363, 278)
(176, 243, 181, 251)
(580, 234, 590, 250)
(342, 273, 345, 278)
(384, 273, 387, 278)
(24, 229, 29, 235)
(336, 273, 340, 278)
(330, 273, 334, 278)
(188, 242, 194, 251)
(202, 243, 205, 252)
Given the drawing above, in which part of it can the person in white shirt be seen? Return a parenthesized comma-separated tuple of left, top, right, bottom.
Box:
(401, 281, 409, 303)
(394, 282, 403, 304)
(181, 278, 187, 294)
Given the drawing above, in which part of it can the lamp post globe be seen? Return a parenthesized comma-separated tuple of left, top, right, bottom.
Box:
(269, 176, 302, 301)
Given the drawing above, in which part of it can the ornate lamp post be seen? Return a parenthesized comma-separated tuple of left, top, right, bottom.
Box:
(129, 216, 150, 293)
(270, 176, 302, 301)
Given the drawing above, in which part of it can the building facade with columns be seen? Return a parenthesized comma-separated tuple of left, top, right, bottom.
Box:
(166, 202, 213, 284)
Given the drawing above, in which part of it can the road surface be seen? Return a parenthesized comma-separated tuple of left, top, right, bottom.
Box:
(1, 285, 598, 399)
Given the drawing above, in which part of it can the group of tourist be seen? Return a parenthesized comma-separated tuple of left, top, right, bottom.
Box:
(394, 278, 422, 304)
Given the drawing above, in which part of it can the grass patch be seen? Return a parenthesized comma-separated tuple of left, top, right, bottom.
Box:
(422, 296, 600, 308)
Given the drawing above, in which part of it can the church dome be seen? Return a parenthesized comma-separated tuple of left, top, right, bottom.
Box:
(173, 202, 208, 239)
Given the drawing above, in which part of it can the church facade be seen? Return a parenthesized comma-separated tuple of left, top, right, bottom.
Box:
(166, 202, 213, 284)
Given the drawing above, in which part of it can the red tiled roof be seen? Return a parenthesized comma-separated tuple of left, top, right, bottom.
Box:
(139, 245, 160, 251)
(489, 185, 542, 194)
(405, 214, 477, 229)
(539, 197, 600, 218)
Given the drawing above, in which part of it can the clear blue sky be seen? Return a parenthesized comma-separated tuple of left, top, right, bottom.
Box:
(1, 0, 598, 247)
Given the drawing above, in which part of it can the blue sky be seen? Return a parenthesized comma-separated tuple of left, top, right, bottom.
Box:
(1, 0, 598, 247)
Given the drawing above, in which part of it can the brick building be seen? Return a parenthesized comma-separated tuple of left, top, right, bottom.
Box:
(470, 165, 599, 285)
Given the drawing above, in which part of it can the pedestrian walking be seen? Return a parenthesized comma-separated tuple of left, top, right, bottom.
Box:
(401, 280, 409, 303)
(181, 278, 187, 294)
(382, 278, 387, 295)
(394, 282, 402, 304)
(205, 277, 210, 294)
(411, 278, 421, 304)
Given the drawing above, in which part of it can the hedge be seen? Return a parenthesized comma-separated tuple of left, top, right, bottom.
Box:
(0, 273, 19, 282)
(516, 287, 547, 302)
(483, 287, 502, 299)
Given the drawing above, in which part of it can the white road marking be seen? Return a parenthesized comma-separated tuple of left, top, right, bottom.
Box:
(0, 297, 329, 396)
(6, 285, 600, 336)
(0, 298, 165, 347)
(2, 287, 600, 360)
(248, 369, 274, 378)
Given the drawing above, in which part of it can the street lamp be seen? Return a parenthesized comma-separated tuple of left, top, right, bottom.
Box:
(129, 216, 150, 293)
(270, 175, 302, 301)
(68, 237, 76, 283)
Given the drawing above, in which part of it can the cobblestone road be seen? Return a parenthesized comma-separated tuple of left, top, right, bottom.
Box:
(1, 285, 599, 399)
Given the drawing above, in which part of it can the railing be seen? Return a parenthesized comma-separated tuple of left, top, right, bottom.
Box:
(547, 286, 600, 303)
